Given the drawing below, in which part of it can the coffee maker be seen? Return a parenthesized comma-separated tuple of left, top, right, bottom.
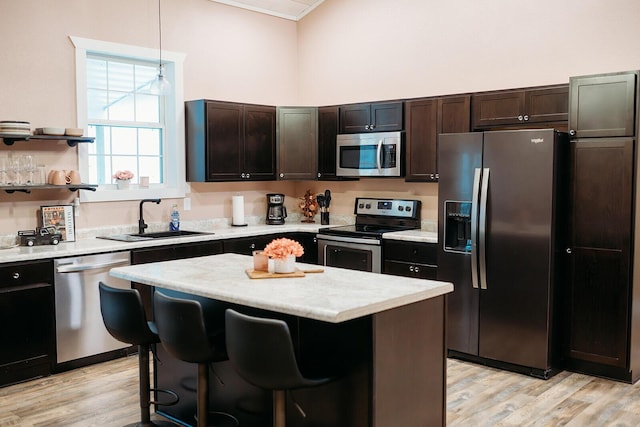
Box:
(266, 193, 287, 225)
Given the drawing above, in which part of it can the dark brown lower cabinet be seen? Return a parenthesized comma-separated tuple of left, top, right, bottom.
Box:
(565, 138, 637, 381)
(131, 241, 224, 318)
(0, 260, 54, 387)
(383, 240, 437, 280)
(223, 232, 318, 265)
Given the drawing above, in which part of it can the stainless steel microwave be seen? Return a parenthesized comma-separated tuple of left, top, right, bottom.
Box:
(336, 131, 404, 177)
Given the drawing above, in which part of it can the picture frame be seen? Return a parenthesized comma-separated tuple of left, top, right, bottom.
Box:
(41, 205, 75, 242)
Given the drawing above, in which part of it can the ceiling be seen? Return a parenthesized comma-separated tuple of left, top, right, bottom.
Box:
(209, 0, 325, 21)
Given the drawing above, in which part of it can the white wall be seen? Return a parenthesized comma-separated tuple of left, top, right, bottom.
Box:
(297, 0, 640, 104)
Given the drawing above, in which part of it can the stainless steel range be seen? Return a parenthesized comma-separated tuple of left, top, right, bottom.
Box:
(317, 198, 421, 273)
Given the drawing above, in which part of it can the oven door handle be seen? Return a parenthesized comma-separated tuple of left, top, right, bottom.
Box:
(317, 234, 382, 246)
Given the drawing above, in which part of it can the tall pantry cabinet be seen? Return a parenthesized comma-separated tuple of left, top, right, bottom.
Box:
(566, 70, 640, 382)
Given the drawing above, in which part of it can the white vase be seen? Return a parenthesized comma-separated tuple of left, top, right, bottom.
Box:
(274, 254, 296, 274)
(116, 179, 130, 190)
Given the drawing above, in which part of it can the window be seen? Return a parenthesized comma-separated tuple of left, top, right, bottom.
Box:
(71, 36, 186, 202)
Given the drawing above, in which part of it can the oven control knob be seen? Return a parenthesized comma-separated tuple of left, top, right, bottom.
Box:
(398, 206, 404, 211)
(358, 203, 364, 209)
(365, 204, 371, 209)
(406, 206, 412, 212)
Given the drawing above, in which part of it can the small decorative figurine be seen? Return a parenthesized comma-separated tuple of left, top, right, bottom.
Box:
(299, 189, 319, 223)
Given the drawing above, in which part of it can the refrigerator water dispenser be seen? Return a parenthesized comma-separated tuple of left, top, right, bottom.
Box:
(444, 201, 472, 253)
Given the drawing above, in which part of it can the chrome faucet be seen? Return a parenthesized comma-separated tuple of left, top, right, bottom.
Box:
(138, 199, 161, 234)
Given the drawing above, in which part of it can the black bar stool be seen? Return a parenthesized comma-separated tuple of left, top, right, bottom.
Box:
(153, 290, 239, 427)
(225, 309, 334, 427)
(98, 282, 179, 427)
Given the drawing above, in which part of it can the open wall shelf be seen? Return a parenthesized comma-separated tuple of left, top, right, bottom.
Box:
(0, 134, 94, 147)
(0, 184, 97, 194)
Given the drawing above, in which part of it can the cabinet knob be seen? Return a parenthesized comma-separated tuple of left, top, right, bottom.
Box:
(569, 129, 576, 136)
(241, 173, 246, 178)
(279, 173, 284, 178)
(409, 266, 414, 272)
(250, 243, 256, 249)
(317, 173, 321, 178)
(414, 266, 420, 273)
(370, 124, 375, 130)
(246, 173, 250, 179)
(566, 248, 572, 254)
(518, 115, 524, 121)
(365, 124, 370, 130)
(12, 272, 19, 280)
(523, 115, 529, 121)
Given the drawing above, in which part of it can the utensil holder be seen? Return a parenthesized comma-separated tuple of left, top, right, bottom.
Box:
(321, 212, 330, 225)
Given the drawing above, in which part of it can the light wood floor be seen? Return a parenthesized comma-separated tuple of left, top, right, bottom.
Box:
(2, 355, 640, 426)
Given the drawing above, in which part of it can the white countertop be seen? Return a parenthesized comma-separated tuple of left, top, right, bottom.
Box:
(110, 253, 453, 323)
(0, 223, 438, 263)
(382, 229, 438, 243)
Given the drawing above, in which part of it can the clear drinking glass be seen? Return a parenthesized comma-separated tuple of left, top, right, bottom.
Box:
(7, 156, 21, 185)
(0, 157, 7, 186)
(36, 164, 46, 185)
(23, 155, 35, 185)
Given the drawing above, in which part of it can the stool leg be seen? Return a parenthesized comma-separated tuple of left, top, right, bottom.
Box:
(273, 390, 285, 427)
(138, 344, 152, 424)
(197, 363, 209, 427)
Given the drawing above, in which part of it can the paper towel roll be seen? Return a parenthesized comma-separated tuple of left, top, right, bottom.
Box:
(232, 195, 245, 225)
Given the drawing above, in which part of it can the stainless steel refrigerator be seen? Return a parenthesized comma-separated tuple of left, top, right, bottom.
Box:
(437, 128, 567, 378)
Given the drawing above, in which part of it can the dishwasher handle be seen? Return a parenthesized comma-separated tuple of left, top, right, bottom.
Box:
(56, 258, 130, 273)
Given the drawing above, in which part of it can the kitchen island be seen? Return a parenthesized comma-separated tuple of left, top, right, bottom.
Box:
(110, 253, 452, 427)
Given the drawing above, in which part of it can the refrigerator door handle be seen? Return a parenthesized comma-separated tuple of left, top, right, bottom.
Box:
(478, 167, 490, 290)
(470, 168, 482, 289)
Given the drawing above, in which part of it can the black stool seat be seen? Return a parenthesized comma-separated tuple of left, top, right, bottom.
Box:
(225, 309, 333, 427)
(99, 282, 178, 427)
(154, 290, 238, 427)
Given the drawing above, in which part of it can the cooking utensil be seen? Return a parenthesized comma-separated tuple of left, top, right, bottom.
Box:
(317, 194, 325, 211)
(324, 189, 331, 209)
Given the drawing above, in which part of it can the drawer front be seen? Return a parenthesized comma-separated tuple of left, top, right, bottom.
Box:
(384, 240, 437, 264)
(384, 260, 437, 280)
(0, 260, 53, 288)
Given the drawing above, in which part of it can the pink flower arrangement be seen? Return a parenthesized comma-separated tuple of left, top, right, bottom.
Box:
(263, 238, 304, 260)
(113, 170, 134, 180)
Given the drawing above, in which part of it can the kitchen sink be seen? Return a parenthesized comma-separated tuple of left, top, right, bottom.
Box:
(98, 230, 213, 242)
(129, 230, 210, 238)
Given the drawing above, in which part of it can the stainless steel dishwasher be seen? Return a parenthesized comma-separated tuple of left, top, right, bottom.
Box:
(54, 251, 131, 365)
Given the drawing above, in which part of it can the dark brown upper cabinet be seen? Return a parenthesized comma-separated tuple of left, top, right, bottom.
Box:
(569, 71, 637, 138)
(471, 85, 568, 130)
(339, 101, 404, 133)
(276, 107, 318, 180)
(404, 95, 470, 181)
(186, 100, 276, 182)
(317, 106, 338, 180)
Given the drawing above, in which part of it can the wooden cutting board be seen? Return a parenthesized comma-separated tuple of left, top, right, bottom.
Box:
(245, 268, 323, 279)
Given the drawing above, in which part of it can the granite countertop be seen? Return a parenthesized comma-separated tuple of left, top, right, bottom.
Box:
(110, 253, 453, 323)
(382, 229, 438, 243)
(0, 222, 439, 264)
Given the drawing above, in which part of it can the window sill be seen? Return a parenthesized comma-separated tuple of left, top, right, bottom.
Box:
(79, 185, 186, 202)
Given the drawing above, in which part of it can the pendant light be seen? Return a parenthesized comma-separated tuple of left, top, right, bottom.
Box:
(149, 0, 171, 96)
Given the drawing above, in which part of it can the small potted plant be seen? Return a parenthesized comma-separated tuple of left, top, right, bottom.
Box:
(113, 170, 134, 189)
(263, 237, 304, 273)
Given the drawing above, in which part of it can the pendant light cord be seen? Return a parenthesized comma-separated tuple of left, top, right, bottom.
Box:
(158, 0, 163, 68)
